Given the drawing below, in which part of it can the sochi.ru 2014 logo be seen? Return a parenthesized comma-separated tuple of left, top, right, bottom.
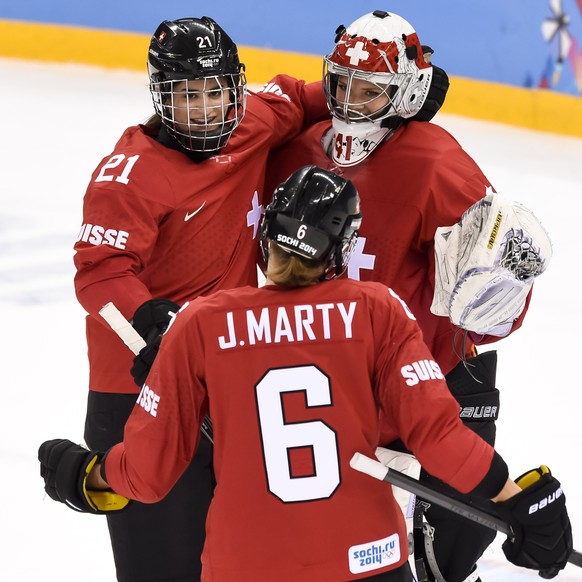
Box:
(348, 533, 400, 574)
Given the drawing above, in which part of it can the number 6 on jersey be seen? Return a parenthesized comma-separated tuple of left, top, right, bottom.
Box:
(255, 365, 341, 502)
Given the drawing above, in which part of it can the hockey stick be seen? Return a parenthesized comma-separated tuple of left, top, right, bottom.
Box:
(350, 452, 582, 568)
(99, 302, 147, 355)
(98, 302, 214, 444)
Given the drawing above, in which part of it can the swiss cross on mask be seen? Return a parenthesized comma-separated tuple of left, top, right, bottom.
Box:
(345, 41, 370, 66)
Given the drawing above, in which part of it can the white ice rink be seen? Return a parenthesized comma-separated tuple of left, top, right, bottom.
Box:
(1, 57, 582, 580)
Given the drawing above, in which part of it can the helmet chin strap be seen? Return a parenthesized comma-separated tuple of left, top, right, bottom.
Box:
(325, 118, 394, 167)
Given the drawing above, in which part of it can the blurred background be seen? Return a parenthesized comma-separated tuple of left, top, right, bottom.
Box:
(1, 0, 582, 135)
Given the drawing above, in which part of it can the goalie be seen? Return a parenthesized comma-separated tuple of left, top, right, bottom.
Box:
(264, 10, 555, 580)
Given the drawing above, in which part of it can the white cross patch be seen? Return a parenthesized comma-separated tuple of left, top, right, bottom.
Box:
(247, 191, 263, 239)
(346, 41, 370, 66)
(347, 236, 375, 280)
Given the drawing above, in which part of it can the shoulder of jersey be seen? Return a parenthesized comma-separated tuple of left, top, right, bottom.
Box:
(403, 120, 458, 146)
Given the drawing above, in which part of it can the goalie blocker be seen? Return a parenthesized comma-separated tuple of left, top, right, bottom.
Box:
(431, 190, 552, 337)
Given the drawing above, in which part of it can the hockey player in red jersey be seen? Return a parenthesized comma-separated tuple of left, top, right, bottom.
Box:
(40, 166, 572, 581)
(71, 16, 331, 582)
(264, 10, 554, 582)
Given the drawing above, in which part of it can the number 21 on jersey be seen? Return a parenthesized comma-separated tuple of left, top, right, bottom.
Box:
(255, 365, 340, 503)
(95, 154, 140, 185)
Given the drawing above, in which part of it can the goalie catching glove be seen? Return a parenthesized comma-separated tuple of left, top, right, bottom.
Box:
(431, 190, 552, 336)
(38, 439, 129, 514)
(496, 466, 572, 578)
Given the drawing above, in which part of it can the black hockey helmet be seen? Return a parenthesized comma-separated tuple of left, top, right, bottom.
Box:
(147, 17, 247, 152)
(148, 17, 242, 82)
(260, 165, 362, 280)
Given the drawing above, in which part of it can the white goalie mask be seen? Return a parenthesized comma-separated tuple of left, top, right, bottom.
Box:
(323, 10, 433, 126)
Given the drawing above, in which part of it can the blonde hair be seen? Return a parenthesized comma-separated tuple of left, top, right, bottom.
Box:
(266, 242, 325, 287)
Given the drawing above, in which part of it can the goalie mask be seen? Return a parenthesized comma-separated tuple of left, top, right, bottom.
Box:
(324, 10, 432, 124)
(322, 11, 432, 166)
(148, 17, 247, 153)
(260, 166, 362, 280)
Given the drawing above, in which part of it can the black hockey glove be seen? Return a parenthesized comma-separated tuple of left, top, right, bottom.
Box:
(131, 334, 163, 387)
(130, 298, 180, 387)
(38, 439, 130, 514)
(496, 466, 572, 578)
(132, 298, 180, 343)
(412, 45, 450, 122)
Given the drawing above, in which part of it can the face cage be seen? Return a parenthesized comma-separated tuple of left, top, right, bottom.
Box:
(323, 231, 359, 280)
(150, 73, 247, 152)
(323, 58, 414, 124)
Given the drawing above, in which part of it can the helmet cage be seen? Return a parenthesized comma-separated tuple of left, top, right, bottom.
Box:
(147, 17, 247, 152)
(323, 60, 405, 123)
(325, 221, 360, 280)
(150, 73, 247, 152)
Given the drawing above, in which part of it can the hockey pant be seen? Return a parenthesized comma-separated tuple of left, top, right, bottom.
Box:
(385, 351, 499, 582)
(84, 390, 215, 582)
(414, 351, 499, 582)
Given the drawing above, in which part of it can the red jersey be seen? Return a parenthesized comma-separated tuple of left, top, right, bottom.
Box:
(104, 279, 500, 581)
(73, 76, 327, 394)
(266, 121, 529, 377)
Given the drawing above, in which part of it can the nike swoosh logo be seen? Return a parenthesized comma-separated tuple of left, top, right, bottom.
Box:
(184, 201, 206, 221)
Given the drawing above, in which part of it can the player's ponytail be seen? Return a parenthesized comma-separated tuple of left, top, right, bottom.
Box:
(265, 242, 324, 288)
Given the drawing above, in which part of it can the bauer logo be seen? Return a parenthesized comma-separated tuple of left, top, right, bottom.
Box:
(488, 210, 503, 249)
(460, 405, 498, 420)
(348, 533, 400, 574)
(529, 486, 563, 515)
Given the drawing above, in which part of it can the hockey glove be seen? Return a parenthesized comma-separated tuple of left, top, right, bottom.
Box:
(412, 46, 450, 122)
(496, 466, 572, 578)
(132, 298, 180, 343)
(431, 192, 552, 336)
(131, 334, 162, 387)
(130, 298, 179, 387)
(38, 439, 130, 514)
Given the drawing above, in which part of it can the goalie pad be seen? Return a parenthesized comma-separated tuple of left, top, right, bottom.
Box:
(431, 191, 552, 336)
